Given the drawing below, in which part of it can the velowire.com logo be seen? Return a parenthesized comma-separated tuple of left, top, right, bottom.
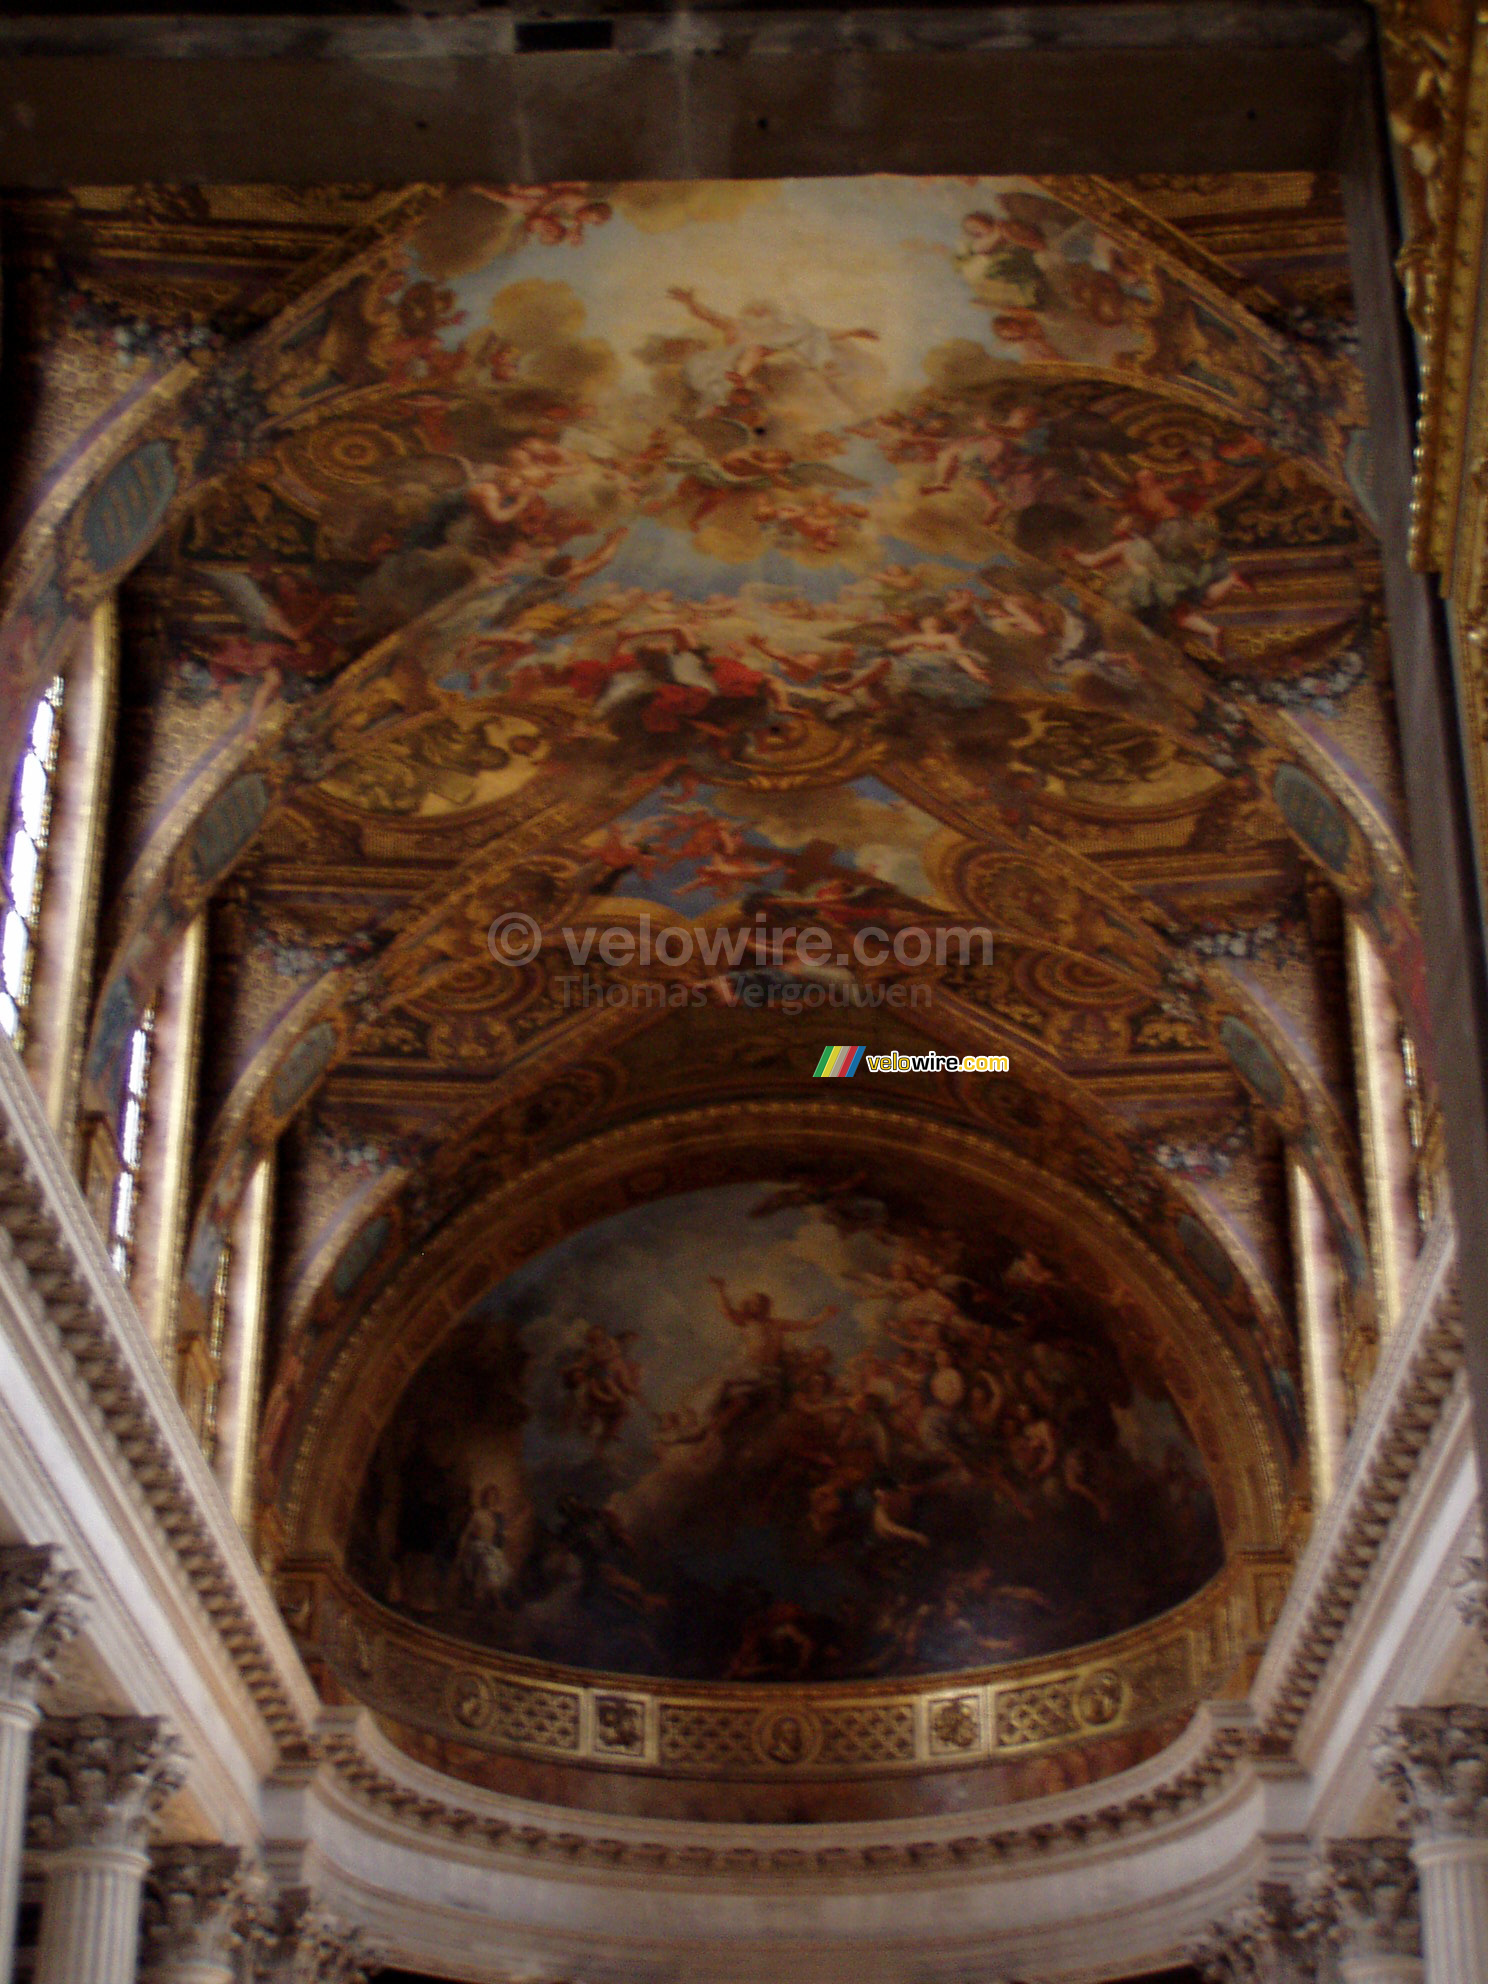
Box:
(813, 1046, 1010, 1077)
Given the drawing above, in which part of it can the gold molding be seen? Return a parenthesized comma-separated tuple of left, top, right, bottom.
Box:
(1374, 0, 1481, 573)
(1377, 2, 1488, 1098)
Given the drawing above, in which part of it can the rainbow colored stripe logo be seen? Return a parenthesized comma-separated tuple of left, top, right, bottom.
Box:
(813, 1045, 865, 1078)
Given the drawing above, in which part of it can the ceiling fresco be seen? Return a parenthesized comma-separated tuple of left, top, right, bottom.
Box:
(0, 172, 1427, 1802)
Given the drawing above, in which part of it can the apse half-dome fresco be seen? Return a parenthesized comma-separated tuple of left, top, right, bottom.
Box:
(346, 1176, 1223, 1683)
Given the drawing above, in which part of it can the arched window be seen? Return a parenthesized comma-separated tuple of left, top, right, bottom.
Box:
(0, 675, 65, 1044)
(108, 1001, 156, 1280)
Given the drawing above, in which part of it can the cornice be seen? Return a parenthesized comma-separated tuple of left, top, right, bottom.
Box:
(313, 1701, 1257, 1886)
(0, 1037, 316, 1762)
(1251, 1210, 1462, 1750)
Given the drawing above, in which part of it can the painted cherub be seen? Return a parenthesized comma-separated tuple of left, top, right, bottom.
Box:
(560, 1322, 643, 1448)
(884, 612, 990, 685)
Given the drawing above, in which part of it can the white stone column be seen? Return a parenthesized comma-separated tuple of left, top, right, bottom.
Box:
(28, 1713, 184, 1984)
(1189, 1880, 1320, 1981)
(1315, 1836, 1424, 1984)
(140, 1843, 261, 1984)
(0, 1544, 82, 1981)
(38, 1846, 157, 1982)
(1374, 1706, 1488, 1984)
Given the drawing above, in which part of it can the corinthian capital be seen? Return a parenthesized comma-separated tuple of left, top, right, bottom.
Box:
(1313, 1837, 1421, 1960)
(141, 1843, 264, 1978)
(0, 1544, 83, 1703)
(1452, 1553, 1488, 1638)
(254, 1888, 379, 1984)
(26, 1713, 184, 1855)
(1374, 1706, 1488, 1843)
(1188, 1881, 1321, 1982)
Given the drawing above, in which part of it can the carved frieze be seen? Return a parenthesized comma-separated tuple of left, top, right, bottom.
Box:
(305, 1556, 1237, 1781)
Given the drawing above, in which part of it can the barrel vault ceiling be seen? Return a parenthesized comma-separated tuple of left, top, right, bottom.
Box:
(0, 172, 1428, 1816)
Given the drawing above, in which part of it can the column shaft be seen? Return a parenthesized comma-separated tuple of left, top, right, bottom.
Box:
(1415, 1838, 1488, 1984)
(148, 1962, 234, 1984)
(1340, 1959, 1426, 1984)
(34, 1845, 151, 1984)
(0, 1695, 39, 1981)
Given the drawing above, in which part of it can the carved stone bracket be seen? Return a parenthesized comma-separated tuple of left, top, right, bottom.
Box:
(1313, 1836, 1422, 1960)
(1374, 1704, 1488, 1841)
(26, 1713, 184, 1855)
(251, 1888, 379, 1984)
(1188, 1881, 1321, 1983)
(140, 1843, 263, 1978)
(0, 1543, 83, 1706)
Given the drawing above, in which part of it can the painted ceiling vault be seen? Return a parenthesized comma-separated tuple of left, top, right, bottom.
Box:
(0, 172, 1427, 1812)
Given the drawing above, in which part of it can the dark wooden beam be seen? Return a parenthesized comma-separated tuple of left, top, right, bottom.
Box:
(0, 3, 1367, 183)
(1341, 51, 1488, 1481)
